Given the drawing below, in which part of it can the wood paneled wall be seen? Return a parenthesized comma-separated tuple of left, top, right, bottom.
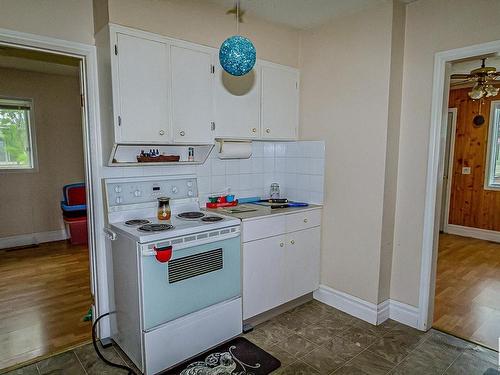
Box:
(448, 88, 500, 231)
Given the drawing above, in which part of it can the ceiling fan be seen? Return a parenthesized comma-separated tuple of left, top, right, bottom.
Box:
(451, 58, 500, 100)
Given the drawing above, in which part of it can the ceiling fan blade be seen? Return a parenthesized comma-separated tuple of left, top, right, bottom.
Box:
(451, 73, 473, 79)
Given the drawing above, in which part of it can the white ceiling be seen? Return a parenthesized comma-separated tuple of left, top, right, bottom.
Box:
(451, 55, 500, 76)
(208, 0, 392, 30)
(0, 56, 79, 76)
(0, 46, 79, 76)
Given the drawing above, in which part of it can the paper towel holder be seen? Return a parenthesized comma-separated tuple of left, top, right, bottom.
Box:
(215, 138, 253, 159)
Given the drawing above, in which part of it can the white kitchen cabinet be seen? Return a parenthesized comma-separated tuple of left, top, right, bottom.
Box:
(285, 227, 321, 301)
(242, 235, 286, 320)
(214, 65, 261, 139)
(261, 65, 299, 140)
(98, 25, 301, 150)
(114, 33, 171, 143)
(241, 208, 321, 320)
(171, 45, 214, 144)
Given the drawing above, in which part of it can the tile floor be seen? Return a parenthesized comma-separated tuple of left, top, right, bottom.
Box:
(4, 300, 499, 375)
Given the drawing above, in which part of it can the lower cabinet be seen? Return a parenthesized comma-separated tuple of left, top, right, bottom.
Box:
(242, 210, 321, 320)
(242, 235, 286, 320)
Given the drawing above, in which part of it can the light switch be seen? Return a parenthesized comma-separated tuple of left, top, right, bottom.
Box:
(462, 167, 471, 175)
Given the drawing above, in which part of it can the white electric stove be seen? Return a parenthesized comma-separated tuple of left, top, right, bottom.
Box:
(104, 175, 242, 375)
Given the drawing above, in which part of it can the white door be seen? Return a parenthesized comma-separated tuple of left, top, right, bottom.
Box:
(284, 227, 320, 301)
(214, 64, 260, 139)
(115, 33, 170, 143)
(171, 45, 214, 144)
(242, 235, 286, 319)
(261, 65, 298, 140)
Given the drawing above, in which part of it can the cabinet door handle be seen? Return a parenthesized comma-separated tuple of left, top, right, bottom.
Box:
(265, 128, 271, 134)
(280, 242, 284, 247)
(304, 218, 308, 223)
(252, 128, 257, 133)
(290, 240, 295, 245)
(179, 131, 185, 136)
(159, 130, 165, 136)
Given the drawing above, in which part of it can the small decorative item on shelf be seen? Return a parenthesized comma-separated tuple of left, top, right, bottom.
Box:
(188, 147, 195, 162)
(137, 149, 180, 163)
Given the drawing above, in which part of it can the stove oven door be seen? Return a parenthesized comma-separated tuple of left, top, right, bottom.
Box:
(139, 232, 241, 331)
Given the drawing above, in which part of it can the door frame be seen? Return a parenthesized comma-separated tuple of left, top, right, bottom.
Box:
(441, 108, 458, 233)
(418, 39, 500, 331)
(0, 28, 104, 330)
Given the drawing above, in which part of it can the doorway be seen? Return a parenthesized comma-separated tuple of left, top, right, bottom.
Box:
(423, 51, 500, 350)
(0, 43, 97, 370)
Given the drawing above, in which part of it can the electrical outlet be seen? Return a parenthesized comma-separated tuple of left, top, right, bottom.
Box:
(462, 167, 471, 175)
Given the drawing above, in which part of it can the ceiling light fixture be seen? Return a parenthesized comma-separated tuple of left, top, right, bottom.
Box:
(219, 0, 256, 76)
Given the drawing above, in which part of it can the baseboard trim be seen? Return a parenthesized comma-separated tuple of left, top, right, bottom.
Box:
(0, 229, 68, 249)
(445, 224, 500, 243)
(389, 299, 419, 328)
(313, 285, 420, 329)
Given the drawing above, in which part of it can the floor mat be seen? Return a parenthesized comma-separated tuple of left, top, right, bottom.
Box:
(162, 337, 281, 374)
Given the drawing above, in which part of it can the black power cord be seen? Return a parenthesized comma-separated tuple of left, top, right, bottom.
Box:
(92, 312, 138, 375)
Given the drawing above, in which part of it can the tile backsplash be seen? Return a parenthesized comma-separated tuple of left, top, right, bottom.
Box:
(196, 140, 325, 204)
(101, 140, 325, 205)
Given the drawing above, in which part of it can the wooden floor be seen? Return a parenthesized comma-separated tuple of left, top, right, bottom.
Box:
(433, 233, 500, 350)
(0, 240, 92, 370)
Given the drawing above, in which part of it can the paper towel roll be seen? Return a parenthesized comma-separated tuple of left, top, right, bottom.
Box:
(216, 140, 252, 159)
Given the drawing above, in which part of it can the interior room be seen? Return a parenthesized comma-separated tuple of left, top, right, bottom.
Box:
(433, 56, 500, 350)
(0, 47, 92, 369)
(1, 0, 500, 374)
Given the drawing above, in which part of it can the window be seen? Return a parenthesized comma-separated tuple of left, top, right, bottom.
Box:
(0, 98, 36, 171)
(486, 101, 500, 189)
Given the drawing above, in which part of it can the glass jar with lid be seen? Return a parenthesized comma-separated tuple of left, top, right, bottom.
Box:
(157, 197, 171, 220)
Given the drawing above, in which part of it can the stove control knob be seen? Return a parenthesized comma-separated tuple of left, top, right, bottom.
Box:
(134, 190, 141, 197)
(115, 196, 122, 204)
(187, 190, 194, 197)
(186, 181, 193, 187)
(171, 186, 178, 194)
(114, 186, 122, 193)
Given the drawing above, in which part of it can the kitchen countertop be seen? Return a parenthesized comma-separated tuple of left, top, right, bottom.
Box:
(208, 203, 323, 221)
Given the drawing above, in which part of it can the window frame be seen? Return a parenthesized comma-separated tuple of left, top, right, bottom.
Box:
(485, 100, 500, 190)
(0, 97, 38, 173)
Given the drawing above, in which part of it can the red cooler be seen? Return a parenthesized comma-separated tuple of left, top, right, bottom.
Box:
(61, 183, 88, 245)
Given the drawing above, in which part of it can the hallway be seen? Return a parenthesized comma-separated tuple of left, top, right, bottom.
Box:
(434, 233, 500, 350)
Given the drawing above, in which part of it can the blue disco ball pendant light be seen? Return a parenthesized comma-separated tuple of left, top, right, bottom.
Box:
(219, 0, 256, 76)
(219, 35, 256, 76)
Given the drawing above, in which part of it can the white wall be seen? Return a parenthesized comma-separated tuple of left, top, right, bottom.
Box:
(0, 0, 94, 44)
(104, 0, 300, 67)
(391, 0, 500, 307)
(299, 2, 394, 305)
(0, 67, 84, 239)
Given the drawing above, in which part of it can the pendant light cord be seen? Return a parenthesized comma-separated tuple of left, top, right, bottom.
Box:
(236, 0, 240, 34)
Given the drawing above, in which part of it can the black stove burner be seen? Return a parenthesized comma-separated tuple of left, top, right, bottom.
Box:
(125, 219, 151, 226)
(201, 216, 224, 222)
(138, 223, 174, 232)
(177, 212, 205, 219)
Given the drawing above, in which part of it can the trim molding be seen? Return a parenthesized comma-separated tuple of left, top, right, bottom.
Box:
(313, 285, 419, 329)
(389, 300, 419, 328)
(419, 39, 500, 331)
(0, 229, 68, 249)
(445, 224, 500, 243)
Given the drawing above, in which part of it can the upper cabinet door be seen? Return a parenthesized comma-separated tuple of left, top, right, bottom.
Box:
(171, 45, 214, 144)
(214, 64, 260, 139)
(261, 65, 299, 140)
(115, 33, 170, 143)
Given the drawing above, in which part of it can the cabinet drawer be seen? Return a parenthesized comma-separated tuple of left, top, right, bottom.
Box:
(242, 216, 286, 242)
(286, 209, 322, 232)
